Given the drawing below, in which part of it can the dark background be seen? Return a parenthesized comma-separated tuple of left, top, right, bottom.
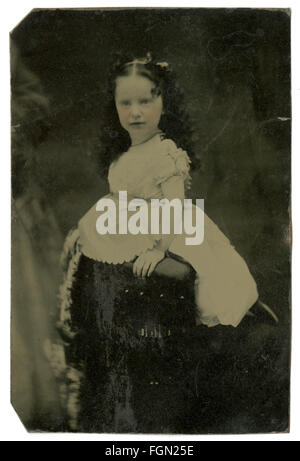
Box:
(10, 8, 291, 429)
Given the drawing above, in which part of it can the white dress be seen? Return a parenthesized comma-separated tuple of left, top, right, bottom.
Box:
(78, 133, 258, 327)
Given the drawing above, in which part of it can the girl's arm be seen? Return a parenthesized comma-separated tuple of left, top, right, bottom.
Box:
(133, 176, 185, 278)
(154, 175, 185, 253)
(161, 175, 185, 202)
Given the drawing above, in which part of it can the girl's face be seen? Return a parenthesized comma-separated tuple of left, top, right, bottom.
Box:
(115, 74, 163, 145)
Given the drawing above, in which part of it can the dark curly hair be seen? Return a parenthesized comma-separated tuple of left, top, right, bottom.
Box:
(97, 52, 197, 177)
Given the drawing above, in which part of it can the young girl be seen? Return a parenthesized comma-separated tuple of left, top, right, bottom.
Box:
(55, 53, 278, 433)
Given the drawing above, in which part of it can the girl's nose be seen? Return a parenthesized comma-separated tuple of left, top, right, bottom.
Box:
(130, 103, 142, 118)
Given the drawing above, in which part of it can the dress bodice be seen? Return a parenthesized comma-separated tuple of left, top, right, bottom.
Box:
(78, 133, 192, 265)
(108, 133, 191, 200)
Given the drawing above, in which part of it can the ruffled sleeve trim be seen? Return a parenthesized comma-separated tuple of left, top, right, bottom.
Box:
(153, 140, 192, 189)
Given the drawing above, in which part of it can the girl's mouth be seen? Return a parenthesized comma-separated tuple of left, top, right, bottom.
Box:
(130, 122, 145, 126)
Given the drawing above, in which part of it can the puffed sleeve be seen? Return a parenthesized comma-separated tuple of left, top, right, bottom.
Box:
(153, 139, 192, 190)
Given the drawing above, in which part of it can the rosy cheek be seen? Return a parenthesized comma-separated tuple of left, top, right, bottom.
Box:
(118, 107, 130, 120)
(146, 106, 161, 121)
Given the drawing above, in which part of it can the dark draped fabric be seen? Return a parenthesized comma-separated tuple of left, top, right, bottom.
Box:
(61, 254, 288, 434)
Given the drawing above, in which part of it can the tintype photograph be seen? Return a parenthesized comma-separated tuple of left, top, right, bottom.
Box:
(11, 7, 291, 434)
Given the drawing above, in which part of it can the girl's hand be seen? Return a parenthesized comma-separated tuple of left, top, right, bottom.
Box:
(133, 249, 165, 278)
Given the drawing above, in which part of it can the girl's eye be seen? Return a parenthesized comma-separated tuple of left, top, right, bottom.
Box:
(120, 100, 131, 106)
(140, 99, 151, 104)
